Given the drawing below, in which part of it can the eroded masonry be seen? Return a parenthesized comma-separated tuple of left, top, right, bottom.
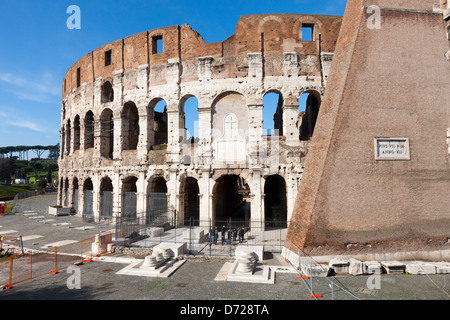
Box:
(57, 14, 342, 228)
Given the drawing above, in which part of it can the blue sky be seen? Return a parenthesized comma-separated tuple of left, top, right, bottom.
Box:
(0, 0, 346, 149)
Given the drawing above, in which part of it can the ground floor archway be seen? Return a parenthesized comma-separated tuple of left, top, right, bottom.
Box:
(212, 175, 250, 227)
(264, 175, 287, 229)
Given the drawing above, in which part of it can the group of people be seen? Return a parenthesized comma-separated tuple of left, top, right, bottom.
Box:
(208, 225, 247, 245)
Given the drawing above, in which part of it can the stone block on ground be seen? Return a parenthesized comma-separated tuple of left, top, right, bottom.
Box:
(435, 262, 450, 274)
(328, 259, 349, 274)
(381, 261, 405, 274)
(146, 227, 164, 237)
(300, 263, 330, 277)
(349, 258, 365, 276)
(183, 229, 205, 244)
(364, 261, 382, 274)
(405, 262, 436, 275)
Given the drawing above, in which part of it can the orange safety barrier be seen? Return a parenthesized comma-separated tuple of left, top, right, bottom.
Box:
(0, 228, 125, 290)
(0, 235, 23, 255)
(80, 238, 94, 263)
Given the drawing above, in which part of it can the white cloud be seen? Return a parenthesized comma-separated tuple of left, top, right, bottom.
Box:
(0, 71, 60, 103)
(6, 120, 48, 133)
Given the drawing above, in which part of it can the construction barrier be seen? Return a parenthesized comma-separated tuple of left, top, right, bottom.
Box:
(0, 236, 23, 256)
(0, 229, 125, 290)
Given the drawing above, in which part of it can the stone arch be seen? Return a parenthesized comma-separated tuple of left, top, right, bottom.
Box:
(83, 177, 94, 217)
(263, 89, 284, 136)
(146, 175, 168, 224)
(299, 90, 322, 140)
(100, 108, 114, 159)
(179, 94, 199, 142)
(73, 115, 81, 152)
(101, 81, 114, 104)
(84, 111, 95, 150)
(180, 176, 200, 225)
(294, 16, 323, 42)
(99, 176, 114, 219)
(148, 97, 168, 147)
(259, 16, 285, 54)
(121, 101, 140, 151)
(65, 120, 71, 155)
(264, 174, 287, 229)
(212, 174, 251, 225)
(122, 176, 138, 219)
(73, 177, 79, 214)
(257, 15, 284, 33)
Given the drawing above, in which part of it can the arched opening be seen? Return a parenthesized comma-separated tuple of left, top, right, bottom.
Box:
(154, 100, 168, 146)
(59, 178, 64, 205)
(100, 177, 113, 220)
(147, 98, 168, 149)
(73, 115, 81, 151)
(66, 120, 71, 155)
(83, 178, 94, 217)
(180, 95, 199, 142)
(100, 108, 114, 159)
(84, 111, 95, 149)
(73, 178, 79, 214)
(181, 177, 200, 226)
(101, 81, 114, 104)
(264, 175, 287, 229)
(213, 175, 250, 227)
(122, 176, 137, 219)
(60, 128, 65, 159)
(263, 91, 283, 136)
(64, 178, 69, 207)
(299, 91, 321, 140)
(121, 102, 140, 151)
(146, 177, 168, 225)
(180, 96, 199, 165)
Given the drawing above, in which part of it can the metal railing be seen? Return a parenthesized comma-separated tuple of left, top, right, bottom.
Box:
(115, 217, 289, 257)
(285, 239, 361, 300)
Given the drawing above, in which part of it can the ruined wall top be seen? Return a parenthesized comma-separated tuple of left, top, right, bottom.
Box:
(62, 13, 342, 99)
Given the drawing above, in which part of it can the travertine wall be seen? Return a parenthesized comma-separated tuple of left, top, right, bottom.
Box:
(286, 0, 450, 253)
(58, 14, 342, 227)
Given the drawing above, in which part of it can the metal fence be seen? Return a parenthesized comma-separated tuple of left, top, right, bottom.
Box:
(11, 189, 57, 213)
(115, 216, 289, 257)
(284, 238, 361, 300)
(0, 229, 125, 290)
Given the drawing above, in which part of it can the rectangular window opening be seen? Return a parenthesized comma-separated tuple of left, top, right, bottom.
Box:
(76, 67, 81, 87)
(302, 24, 314, 42)
(152, 35, 163, 54)
(105, 50, 112, 66)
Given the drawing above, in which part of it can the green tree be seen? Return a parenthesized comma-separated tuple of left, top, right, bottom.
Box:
(47, 143, 60, 160)
(0, 158, 14, 180)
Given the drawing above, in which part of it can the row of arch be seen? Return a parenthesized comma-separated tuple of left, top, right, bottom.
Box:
(60, 173, 288, 228)
(61, 88, 321, 158)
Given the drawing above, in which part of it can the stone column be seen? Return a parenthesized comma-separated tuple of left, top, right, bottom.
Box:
(92, 172, 100, 220)
(112, 171, 121, 219)
(136, 170, 146, 222)
(284, 104, 300, 146)
(166, 106, 181, 164)
(249, 169, 263, 228)
(197, 106, 213, 165)
(137, 108, 148, 163)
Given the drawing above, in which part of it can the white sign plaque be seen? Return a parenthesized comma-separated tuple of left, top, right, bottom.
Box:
(374, 138, 410, 161)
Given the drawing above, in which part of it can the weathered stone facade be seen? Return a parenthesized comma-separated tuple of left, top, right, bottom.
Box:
(58, 14, 342, 227)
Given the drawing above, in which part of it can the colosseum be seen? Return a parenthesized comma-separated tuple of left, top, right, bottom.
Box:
(57, 13, 342, 229)
(58, 0, 450, 257)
